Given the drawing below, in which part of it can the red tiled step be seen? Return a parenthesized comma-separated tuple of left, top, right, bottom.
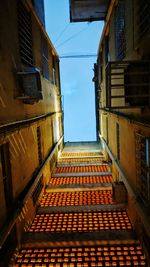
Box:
(40, 191, 113, 207)
(29, 210, 132, 233)
(55, 165, 109, 174)
(49, 176, 113, 186)
(15, 244, 146, 266)
(61, 152, 103, 157)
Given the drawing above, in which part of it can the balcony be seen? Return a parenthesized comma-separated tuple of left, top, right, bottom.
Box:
(105, 61, 150, 108)
(69, 0, 110, 22)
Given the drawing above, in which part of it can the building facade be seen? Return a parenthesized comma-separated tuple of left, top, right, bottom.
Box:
(94, 0, 150, 262)
(0, 0, 63, 265)
(70, 0, 150, 263)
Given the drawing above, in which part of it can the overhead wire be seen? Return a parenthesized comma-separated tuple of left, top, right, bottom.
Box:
(54, 23, 70, 44)
(56, 24, 91, 48)
(59, 54, 97, 59)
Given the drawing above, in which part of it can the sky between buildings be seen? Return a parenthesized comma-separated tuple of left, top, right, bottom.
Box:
(44, 0, 103, 142)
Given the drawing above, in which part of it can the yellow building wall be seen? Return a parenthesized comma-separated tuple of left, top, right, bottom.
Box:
(0, 0, 61, 124)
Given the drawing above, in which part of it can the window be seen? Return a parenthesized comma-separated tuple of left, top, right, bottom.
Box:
(31, 0, 45, 28)
(135, 132, 150, 207)
(52, 55, 57, 85)
(98, 52, 103, 84)
(105, 36, 110, 64)
(115, 0, 126, 60)
(36, 126, 42, 164)
(116, 123, 120, 160)
(136, 0, 150, 44)
(106, 117, 109, 144)
(41, 35, 50, 80)
(18, 1, 33, 66)
(0, 143, 13, 211)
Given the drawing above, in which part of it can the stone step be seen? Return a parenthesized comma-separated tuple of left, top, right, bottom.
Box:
(58, 157, 105, 164)
(47, 183, 112, 190)
(49, 176, 113, 187)
(56, 162, 108, 167)
(52, 172, 112, 178)
(38, 203, 127, 213)
(60, 152, 103, 158)
(23, 231, 137, 245)
(54, 165, 110, 174)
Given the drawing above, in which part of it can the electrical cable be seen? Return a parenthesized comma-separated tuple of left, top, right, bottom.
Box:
(56, 24, 90, 48)
(59, 54, 97, 59)
(54, 23, 70, 44)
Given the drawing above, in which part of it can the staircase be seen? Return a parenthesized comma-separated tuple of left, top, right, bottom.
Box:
(14, 147, 147, 266)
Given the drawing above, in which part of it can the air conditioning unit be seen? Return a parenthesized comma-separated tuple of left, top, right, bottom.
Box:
(17, 67, 43, 104)
(112, 181, 127, 203)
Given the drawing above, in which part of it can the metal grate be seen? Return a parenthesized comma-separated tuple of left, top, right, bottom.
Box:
(55, 165, 109, 173)
(115, 0, 126, 60)
(18, 1, 33, 66)
(40, 190, 113, 207)
(15, 244, 146, 266)
(49, 175, 113, 186)
(29, 210, 132, 233)
(135, 132, 150, 207)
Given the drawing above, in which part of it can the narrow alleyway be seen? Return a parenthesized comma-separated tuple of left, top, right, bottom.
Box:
(15, 143, 146, 266)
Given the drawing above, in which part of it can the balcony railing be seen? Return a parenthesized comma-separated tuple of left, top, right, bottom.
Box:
(105, 61, 150, 108)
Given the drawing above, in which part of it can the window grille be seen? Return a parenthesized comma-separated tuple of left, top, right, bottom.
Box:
(136, 0, 150, 44)
(32, 177, 43, 205)
(18, 1, 33, 66)
(115, 0, 126, 60)
(135, 132, 150, 207)
(116, 123, 120, 160)
(41, 35, 50, 80)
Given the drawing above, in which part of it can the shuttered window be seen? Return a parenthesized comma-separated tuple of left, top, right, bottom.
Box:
(115, 0, 126, 60)
(18, 1, 33, 66)
(116, 123, 120, 161)
(41, 35, 50, 80)
(136, 0, 150, 44)
(135, 132, 150, 207)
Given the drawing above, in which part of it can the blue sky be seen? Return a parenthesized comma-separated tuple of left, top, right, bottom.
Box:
(44, 0, 103, 142)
